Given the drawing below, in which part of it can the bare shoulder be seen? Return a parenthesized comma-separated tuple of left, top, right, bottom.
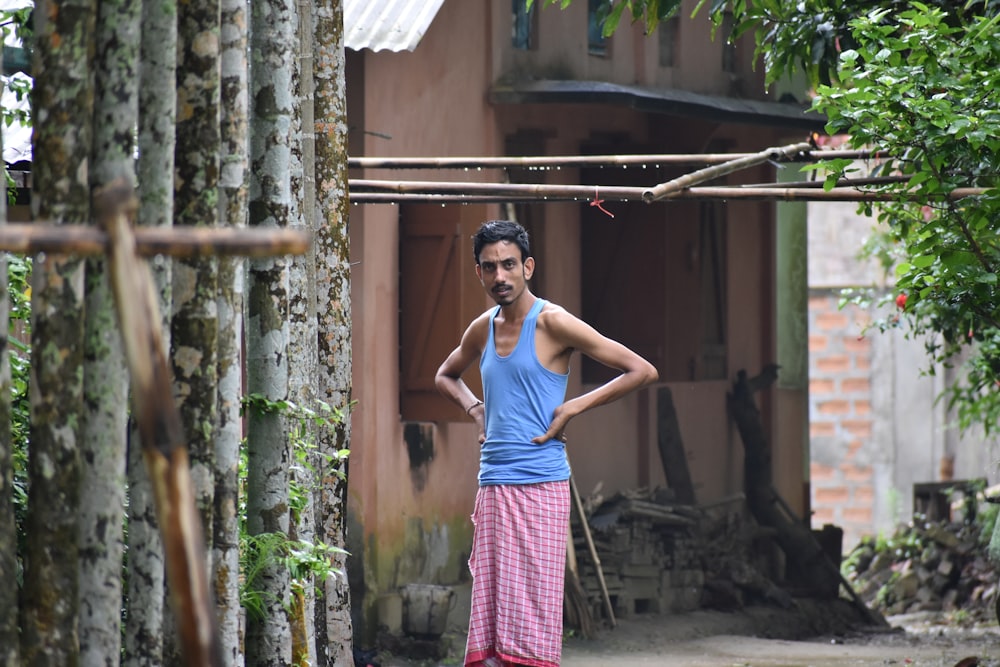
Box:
(462, 307, 496, 348)
(537, 301, 595, 341)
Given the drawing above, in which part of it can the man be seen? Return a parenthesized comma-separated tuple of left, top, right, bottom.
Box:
(435, 220, 658, 667)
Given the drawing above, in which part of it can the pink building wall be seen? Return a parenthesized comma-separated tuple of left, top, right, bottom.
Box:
(345, 0, 817, 638)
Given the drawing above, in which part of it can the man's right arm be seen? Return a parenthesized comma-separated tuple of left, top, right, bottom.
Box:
(435, 314, 488, 425)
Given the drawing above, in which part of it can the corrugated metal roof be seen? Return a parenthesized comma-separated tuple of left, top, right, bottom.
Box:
(344, 0, 446, 53)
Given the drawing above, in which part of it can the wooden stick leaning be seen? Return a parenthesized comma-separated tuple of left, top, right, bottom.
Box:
(94, 178, 223, 667)
(569, 471, 616, 628)
(641, 141, 813, 202)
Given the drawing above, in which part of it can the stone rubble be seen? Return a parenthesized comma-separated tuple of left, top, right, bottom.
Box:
(843, 512, 1000, 624)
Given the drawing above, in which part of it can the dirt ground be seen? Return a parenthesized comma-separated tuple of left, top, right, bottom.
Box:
(377, 601, 1000, 667)
(558, 608, 999, 666)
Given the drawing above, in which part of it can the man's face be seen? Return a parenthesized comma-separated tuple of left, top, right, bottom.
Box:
(475, 241, 534, 306)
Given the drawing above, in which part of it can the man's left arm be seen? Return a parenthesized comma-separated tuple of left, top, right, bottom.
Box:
(531, 310, 658, 444)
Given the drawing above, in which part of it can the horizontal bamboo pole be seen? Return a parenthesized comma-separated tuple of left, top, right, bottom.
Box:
(740, 175, 909, 189)
(348, 148, 885, 170)
(350, 180, 988, 203)
(352, 179, 641, 200)
(0, 224, 310, 257)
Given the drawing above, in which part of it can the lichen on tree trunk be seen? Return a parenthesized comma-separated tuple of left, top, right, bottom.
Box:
(245, 0, 299, 659)
(124, 0, 176, 663)
(215, 0, 250, 658)
(21, 0, 95, 661)
(312, 0, 353, 662)
(172, 0, 221, 542)
(79, 0, 140, 660)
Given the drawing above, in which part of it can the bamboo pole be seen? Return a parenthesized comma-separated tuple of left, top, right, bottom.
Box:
(351, 178, 641, 200)
(348, 148, 885, 170)
(740, 175, 909, 189)
(642, 141, 813, 202)
(0, 224, 310, 257)
(349, 184, 990, 204)
(95, 179, 226, 667)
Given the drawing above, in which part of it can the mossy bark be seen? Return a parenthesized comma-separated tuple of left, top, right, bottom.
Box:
(79, 0, 140, 662)
(123, 0, 176, 664)
(245, 0, 298, 660)
(214, 0, 249, 659)
(312, 0, 353, 663)
(21, 0, 95, 662)
(172, 0, 221, 549)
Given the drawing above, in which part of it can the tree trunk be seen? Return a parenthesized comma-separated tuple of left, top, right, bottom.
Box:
(21, 0, 94, 662)
(291, 0, 319, 660)
(172, 0, 221, 573)
(245, 0, 299, 660)
(0, 107, 17, 667)
(169, 3, 221, 658)
(312, 0, 354, 662)
(79, 0, 140, 662)
(123, 0, 175, 663)
(215, 0, 249, 660)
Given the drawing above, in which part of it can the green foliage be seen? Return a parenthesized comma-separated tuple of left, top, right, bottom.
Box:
(693, 0, 1000, 88)
(809, 5, 1000, 432)
(6, 253, 30, 554)
(1, 5, 33, 201)
(238, 395, 350, 620)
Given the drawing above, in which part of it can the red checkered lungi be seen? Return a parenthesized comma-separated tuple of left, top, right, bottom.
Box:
(464, 480, 570, 667)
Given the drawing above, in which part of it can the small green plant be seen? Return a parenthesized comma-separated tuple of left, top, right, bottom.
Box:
(6, 252, 31, 579)
(238, 394, 350, 620)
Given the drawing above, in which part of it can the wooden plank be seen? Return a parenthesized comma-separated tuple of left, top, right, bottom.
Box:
(656, 387, 696, 504)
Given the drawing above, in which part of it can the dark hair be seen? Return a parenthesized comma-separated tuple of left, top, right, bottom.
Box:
(472, 220, 530, 264)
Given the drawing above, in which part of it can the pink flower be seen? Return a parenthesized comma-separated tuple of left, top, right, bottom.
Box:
(895, 293, 907, 310)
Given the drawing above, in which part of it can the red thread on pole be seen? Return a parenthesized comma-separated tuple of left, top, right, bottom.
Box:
(590, 186, 615, 218)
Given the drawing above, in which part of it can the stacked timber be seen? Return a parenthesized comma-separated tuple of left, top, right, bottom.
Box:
(573, 488, 703, 618)
(572, 488, 805, 621)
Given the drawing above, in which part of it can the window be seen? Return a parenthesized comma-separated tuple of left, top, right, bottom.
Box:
(588, 0, 608, 57)
(657, 16, 679, 68)
(512, 0, 536, 50)
(721, 11, 737, 73)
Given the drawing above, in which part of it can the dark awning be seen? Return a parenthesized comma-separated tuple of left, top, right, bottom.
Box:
(490, 79, 826, 132)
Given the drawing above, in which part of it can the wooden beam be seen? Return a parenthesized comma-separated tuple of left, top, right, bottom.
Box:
(349, 183, 988, 204)
(347, 148, 883, 170)
(0, 224, 310, 257)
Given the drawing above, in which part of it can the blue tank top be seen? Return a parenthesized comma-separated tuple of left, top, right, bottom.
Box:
(478, 298, 571, 485)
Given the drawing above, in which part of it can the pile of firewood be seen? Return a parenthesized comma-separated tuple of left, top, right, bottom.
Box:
(574, 487, 702, 618)
(571, 488, 801, 620)
(844, 515, 1000, 622)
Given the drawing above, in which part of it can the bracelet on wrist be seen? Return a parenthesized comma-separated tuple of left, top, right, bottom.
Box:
(466, 399, 483, 416)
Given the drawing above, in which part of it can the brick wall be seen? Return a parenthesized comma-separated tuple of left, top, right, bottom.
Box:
(808, 289, 875, 549)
